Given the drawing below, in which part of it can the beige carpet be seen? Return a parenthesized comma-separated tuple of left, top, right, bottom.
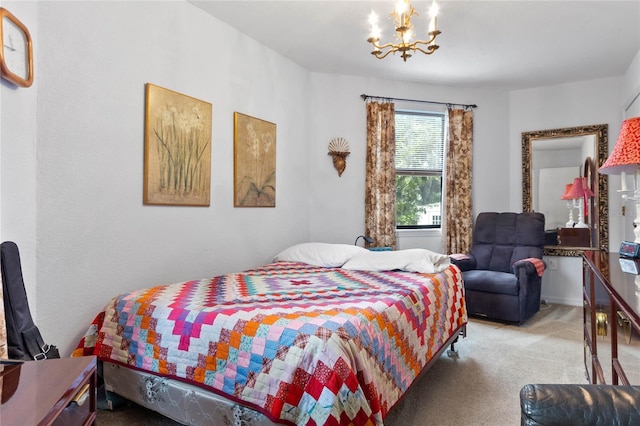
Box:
(384, 303, 584, 425)
(98, 304, 586, 426)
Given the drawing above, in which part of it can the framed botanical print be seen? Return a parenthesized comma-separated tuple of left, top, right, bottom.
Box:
(233, 112, 276, 207)
(144, 83, 212, 206)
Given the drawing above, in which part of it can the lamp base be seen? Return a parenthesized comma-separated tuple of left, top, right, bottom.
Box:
(565, 201, 575, 228)
(574, 199, 588, 229)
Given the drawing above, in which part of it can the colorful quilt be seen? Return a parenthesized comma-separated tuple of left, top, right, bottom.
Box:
(74, 261, 467, 425)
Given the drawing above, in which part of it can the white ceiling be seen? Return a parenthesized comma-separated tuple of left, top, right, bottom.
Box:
(189, 0, 640, 90)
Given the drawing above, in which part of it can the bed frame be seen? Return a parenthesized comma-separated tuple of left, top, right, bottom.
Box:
(102, 325, 466, 425)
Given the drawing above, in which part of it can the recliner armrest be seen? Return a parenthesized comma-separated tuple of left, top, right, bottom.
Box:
(512, 258, 546, 277)
(520, 384, 640, 425)
(449, 254, 476, 272)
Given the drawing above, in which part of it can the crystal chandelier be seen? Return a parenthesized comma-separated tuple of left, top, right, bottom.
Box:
(367, 0, 441, 62)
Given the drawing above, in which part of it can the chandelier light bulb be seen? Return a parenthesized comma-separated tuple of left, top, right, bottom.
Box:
(368, 10, 378, 26)
(429, 0, 439, 18)
(396, 0, 408, 16)
(428, 0, 438, 34)
(368, 10, 381, 39)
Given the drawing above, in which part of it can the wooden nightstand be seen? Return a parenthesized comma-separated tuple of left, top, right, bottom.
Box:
(0, 356, 97, 425)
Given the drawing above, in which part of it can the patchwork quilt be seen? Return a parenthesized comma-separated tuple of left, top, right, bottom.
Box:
(74, 261, 467, 425)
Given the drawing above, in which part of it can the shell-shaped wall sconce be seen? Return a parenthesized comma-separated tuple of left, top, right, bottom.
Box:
(328, 137, 350, 177)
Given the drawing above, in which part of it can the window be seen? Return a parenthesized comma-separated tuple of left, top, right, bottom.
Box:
(395, 110, 445, 229)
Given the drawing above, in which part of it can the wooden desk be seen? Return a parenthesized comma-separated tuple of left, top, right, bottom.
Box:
(582, 252, 640, 385)
(0, 356, 97, 426)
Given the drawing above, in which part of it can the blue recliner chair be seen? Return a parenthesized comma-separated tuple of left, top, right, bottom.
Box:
(451, 212, 546, 324)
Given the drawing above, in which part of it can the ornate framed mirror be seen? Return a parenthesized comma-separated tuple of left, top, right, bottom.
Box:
(522, 124, 608, 256)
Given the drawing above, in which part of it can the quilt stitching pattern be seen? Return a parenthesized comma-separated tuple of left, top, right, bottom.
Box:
(75, 261, 466, 425)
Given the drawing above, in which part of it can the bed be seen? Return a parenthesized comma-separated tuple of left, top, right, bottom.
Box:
(73, 244, 467, 425)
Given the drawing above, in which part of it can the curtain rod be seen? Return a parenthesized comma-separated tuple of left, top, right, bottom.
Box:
(360, 94, 477, 109)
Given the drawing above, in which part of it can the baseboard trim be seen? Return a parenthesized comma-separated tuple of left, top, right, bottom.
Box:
(541, 297, 582, 307)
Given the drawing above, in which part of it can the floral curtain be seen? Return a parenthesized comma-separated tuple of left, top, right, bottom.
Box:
(444, 107, 474, 254)
(365, 101, 396, 249)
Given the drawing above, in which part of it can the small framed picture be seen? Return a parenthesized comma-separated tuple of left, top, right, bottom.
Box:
(233, 112, 276, 207)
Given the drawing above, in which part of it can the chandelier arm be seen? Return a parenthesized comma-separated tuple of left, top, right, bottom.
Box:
(412, 44, 439, 55)
(409, 31, 441, 48)
(369, 35, 441, 55)
(372, 48, 399, 60)
(410, 40, 432, 46)
(370, 40, 401, 51)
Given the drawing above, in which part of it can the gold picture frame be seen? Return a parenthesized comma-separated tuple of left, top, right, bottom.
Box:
(144, 83, 212, 206)
(233, 112, 276, 207)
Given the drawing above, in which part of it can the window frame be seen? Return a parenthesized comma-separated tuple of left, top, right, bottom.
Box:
(395, 109, 445, 230)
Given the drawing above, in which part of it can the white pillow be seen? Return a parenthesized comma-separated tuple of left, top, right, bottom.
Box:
(273, 242, 369, 267)
(341, 248, 451, 273)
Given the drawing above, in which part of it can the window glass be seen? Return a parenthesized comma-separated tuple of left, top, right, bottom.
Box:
(395, 111, 445, 228)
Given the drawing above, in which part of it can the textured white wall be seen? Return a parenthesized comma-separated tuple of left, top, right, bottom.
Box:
(0, 1, 39, 321)
(623, 49, 640, 115)
(32, 1, 311, 354)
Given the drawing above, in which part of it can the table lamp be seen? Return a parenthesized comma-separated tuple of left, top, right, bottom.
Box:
(566, 176, 594, 228)
(599, 117, 640, 242)
(560, 182, 575, 227)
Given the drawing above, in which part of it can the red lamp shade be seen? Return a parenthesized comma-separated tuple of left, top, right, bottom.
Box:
(567, 176, 594, 199)
(560, 183, 574, 200)
(599, 117, 640, 175)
